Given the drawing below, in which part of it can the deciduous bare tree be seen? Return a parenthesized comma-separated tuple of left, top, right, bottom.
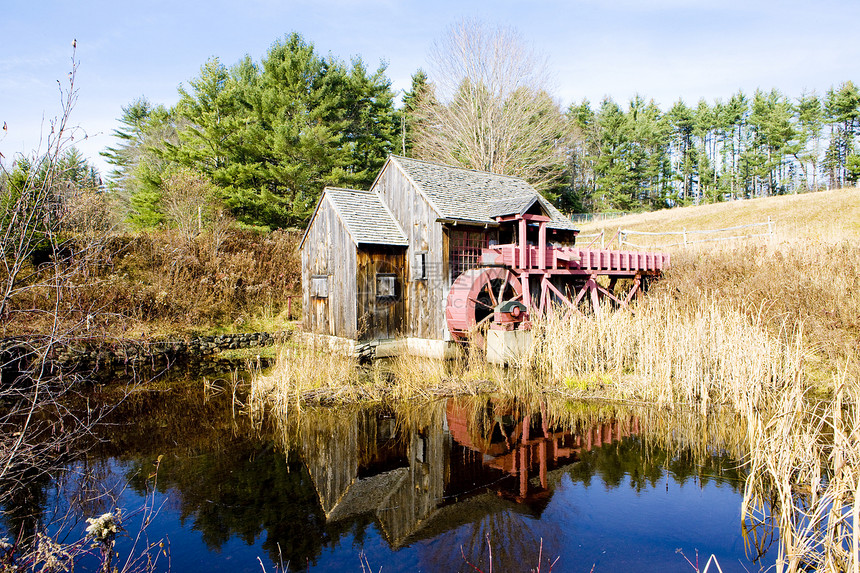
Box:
(1, 46, 92, 503)
(1, 46, 166, 572)
(412, 19, 570, 193)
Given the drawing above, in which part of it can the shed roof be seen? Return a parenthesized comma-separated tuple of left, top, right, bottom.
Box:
(302, 187, 408, 248)
(389, 156, 577, 231)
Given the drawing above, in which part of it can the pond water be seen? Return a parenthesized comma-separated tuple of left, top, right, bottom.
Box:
(2, 377, 777, 572)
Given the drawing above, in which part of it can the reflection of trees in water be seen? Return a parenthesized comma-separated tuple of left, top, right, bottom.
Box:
(423, 510, 563, 573)
(123, 435, 367, 569)
(566, 436, 746, 493)
(1, 381, 355, 569)
(11, 383, 758, 571)
(0, 467, 51, 542)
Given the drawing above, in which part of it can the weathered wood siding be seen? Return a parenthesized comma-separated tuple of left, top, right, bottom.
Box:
(302, 195, 358, 338)
(356, 247, 407, 341)
(373, 162, 447, 340)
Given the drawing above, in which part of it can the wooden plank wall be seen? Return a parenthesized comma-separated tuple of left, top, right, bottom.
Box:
(356, 247, 407, 341)
(373, 161, 447, 340)
(302, 195, 358, 338)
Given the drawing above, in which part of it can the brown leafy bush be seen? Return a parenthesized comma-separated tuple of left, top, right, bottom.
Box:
(2, 227, 302, 337)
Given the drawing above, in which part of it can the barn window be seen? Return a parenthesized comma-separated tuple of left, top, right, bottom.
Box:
(412, 252, 427, 280)
(450, 229, 488, 281)
(376, 273, 396, 299)
(311, 275, 328, 298)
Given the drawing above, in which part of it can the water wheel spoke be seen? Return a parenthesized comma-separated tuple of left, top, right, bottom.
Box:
(468, 297, 494, 310)
(486, 281, 498, 307)
(474, 313, 494, 329)
(497, 271, 510, 304)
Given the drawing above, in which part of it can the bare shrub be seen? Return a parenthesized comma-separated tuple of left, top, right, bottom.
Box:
(161, 167, 219, 245)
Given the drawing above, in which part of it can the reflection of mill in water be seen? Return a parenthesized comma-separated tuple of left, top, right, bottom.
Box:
(300, 400, 639, 548)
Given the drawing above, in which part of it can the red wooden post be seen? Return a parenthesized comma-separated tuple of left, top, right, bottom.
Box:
(519, 445, 528, 498)
(588, 277, 601, 315)
(538, 221, 547, 270)
(521, 273, 531, 308)
(519, 217, 528, 268)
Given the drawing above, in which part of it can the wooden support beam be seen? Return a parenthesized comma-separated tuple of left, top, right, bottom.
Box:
(519, 218, 527, 268)
(543, 277, 578, 312)
(539, 276, 549, 315)
(520, 272, 531, 308)
(589, 278, 601, 316)
(572, 280, 590, 306)
(595, 283, 624, 306)
(624, 275, 642, 305)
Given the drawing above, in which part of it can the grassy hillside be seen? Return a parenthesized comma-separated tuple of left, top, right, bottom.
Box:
(576, 187, 860, 247)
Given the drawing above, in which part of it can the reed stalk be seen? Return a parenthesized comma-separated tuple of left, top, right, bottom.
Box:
(520, 292, 807, 414)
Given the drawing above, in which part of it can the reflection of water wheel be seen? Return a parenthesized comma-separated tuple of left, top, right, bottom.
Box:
(446, 268, 524, 342)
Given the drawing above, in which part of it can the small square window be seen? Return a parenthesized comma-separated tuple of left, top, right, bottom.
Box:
(412, 252, 427, 280)
(311, 275, 328, 298)
(376, 274, 396, 298)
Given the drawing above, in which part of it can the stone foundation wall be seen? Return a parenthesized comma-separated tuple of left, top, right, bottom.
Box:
(1, 331, 292, 377)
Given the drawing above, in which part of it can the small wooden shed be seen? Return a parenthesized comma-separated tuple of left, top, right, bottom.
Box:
(300, 187, 409, 341)
(300, 156, 578, 355)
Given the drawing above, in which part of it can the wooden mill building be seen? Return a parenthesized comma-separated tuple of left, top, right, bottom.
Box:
(300, 156, 578, 357)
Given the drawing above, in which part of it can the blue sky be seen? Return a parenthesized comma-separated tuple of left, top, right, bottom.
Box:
(2, 0, 858, 177)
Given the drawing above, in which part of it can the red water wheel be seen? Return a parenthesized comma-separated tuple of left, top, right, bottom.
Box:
(446, 268, 524, 342)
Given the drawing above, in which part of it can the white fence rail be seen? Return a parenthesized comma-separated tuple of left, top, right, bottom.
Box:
(569, 212, 635, 224)
(577, 218, 774, 249)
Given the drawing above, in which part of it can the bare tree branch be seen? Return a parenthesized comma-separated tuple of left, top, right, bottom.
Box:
(413, 19, 570, 192)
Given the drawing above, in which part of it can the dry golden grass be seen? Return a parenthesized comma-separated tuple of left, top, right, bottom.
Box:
(249, 332, 569, 413)
(248, 343, 507, 413)
(248, 341, 362, 413)
(578, 187, 860, 247)
(661, 242, 860, 379)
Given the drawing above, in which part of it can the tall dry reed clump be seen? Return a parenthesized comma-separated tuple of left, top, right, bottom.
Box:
(248, 341, 361, 415)
(248, 341, 505, 419)
(742, 370, 860, 572)
(523, 237, 860, 572)
(664, 240, 860, 377)
(522, 291, 807, 411)
(524, 239, 859, 404)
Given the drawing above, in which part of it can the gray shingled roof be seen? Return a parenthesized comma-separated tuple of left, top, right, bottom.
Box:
(486, 196, 538, 218)
(324, 187, 408, 246)
(391, 156, 577, 231)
